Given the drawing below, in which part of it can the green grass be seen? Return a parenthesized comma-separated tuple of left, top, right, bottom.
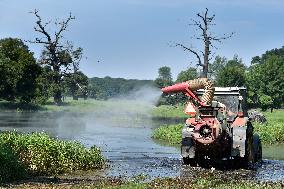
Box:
(152, 110, 284, 145)
(151, 105, 187, 119)
(0, 131, 105, 183)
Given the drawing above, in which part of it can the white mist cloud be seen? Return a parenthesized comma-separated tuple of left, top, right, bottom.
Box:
(116, 85, 162, 106)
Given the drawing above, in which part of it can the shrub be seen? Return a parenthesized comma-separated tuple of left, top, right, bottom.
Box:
(152, 124, 183, 145)
(0, 143, 27, 182)
(0, 131, 105, 176)
(254, 120, 284, 144)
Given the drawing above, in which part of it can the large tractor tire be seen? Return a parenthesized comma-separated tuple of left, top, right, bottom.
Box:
(183, 157, 197, 167)
(181, 137, 197, 167)
(244, 132, 262, 169)
(253, 134, 262, 163)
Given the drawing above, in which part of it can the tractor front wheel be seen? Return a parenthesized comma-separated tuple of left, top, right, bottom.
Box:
(183, 157, 197, 167)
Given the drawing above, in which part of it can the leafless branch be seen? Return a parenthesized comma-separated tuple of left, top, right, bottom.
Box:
(176, 43, 203, 66)
(174, 8, 233, 78)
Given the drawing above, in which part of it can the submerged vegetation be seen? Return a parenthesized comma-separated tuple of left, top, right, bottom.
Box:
(0, 131, 104, 183)
(152, 124, 183, 145)
(7, 175, 284, 189)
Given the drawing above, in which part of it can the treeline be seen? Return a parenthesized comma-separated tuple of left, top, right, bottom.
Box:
(155, 47, 284, 111)
(0, 38, 88, 105)
(1, 37, 283, 111)
(88, 77, 154, 100)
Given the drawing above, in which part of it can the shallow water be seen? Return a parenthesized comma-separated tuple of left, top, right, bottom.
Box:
(0, 112, 283, 181)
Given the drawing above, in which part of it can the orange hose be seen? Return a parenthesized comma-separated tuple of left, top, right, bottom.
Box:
(186, 78, 215, 105)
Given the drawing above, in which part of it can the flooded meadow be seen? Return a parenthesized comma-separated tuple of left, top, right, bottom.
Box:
(0, 110, 283, 182)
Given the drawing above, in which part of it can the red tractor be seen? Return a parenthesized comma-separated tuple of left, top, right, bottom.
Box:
(161, 78, 262, 168)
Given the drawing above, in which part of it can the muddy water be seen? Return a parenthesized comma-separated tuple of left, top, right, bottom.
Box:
(0, 112, 283, 181)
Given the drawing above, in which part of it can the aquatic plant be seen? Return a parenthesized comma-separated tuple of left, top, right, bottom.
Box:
(152, 124, 183, 145)
(0, 143, 27, 183)
(0, 131, 105, 179)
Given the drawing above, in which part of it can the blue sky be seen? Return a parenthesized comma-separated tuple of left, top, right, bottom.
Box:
(1, 0, 284, 79)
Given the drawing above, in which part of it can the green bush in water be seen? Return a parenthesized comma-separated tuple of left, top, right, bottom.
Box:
(254, 120, 284, 144)
(152, 124, 183, 145)
(0, 131, 105, 176)
(0, 143, 27, 183)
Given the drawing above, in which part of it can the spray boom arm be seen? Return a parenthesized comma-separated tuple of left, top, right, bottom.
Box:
(161, 78, 215, 107)
(162, 82, 206, 106)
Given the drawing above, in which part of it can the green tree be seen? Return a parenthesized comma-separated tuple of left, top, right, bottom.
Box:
(216, 56, 246, 87)
(0, 38, 42, 103)
(64, 71, 88, 100)
(35, 66, 54, 104)
(208, 56, 227, 80)
(176, 67, 197, 82)
(246, 55, 284, 111)
(154, 66, 173, 88)
(30, 10, 83, 105)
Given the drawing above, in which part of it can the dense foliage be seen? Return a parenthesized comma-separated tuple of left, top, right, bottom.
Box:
(176, 67, 198, 83)
(0, 131, 104, 182)
(247, 53, 284, 111)
(154, 66, 173, 88)
(215, 56, 246, 87)
(0, 143, 27, 183)
(64, 71, 89, 100)
(152, 124, 183, 145)
(0, 38, 42, 103)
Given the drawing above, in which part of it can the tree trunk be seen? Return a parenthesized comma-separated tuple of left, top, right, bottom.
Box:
(202, 40, 210, 78)
(53, 66, 62, 105)
(54, 90, 62, 105)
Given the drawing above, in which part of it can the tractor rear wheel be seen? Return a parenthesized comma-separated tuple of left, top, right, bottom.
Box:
(253, 134, 262, 163)
(244, 133, 262, 168)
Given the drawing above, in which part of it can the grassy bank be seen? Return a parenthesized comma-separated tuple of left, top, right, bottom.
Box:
(0, 98, 156, 114)
(153, 110, 284, 145)
(151, 105, 187, 119)
(0, 131, 105, 183)
(1, 99, 183, 115)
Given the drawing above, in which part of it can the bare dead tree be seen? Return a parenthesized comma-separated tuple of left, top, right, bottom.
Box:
(176, 8, 233, 78)
(29, 9, 82, 105)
